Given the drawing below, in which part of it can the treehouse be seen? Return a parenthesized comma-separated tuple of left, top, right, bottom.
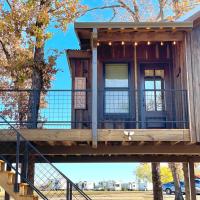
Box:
(67, 21, 194, 146)
(0, 10, 200, 200)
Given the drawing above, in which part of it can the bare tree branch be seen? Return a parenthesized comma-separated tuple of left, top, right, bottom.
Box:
(5, 0, 12, 9)
(79, 4, 121, 17)
(131, 0, 140, 22)
(117, 0, 139, 22)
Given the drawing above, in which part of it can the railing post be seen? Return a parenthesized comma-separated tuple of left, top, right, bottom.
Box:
(92, 28, 98, 148)
(22, 142, 29, 180)
(66, 181, 72, 200)
(14, 133, 20, 192)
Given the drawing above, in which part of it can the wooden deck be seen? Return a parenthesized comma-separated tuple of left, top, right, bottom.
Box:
(0, 129, 190, 142)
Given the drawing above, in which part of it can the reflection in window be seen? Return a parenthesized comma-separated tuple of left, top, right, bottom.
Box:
(105, 64, 128, 88)
(105, 64, 129, 114)
(105, 91, 129, 113)
(144, 69, 165, 111)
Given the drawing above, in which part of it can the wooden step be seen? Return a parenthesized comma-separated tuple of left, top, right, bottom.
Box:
(0, 171, 39, 200)
(7, 171, 15, 185)
(19, 183, 29, 196)
(0, 160, 5, 171)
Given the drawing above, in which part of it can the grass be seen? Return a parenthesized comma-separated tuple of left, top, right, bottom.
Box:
(0, 191, 200, 200)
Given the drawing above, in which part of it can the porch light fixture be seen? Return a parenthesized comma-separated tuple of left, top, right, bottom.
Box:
(160, 41, 164, 46)
(147, 41, 151, 45)
(124, 130, 135, 141)
(134, 42, 138, 46)
(97, 42, 100, 46)
(173, 41, 176, 45)
(146, 27, 151, 30)
(108, 42, 112, 46)
(121, 41, 125, 45)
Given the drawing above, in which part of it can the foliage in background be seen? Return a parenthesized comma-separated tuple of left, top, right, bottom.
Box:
(135, 163, 185, 184)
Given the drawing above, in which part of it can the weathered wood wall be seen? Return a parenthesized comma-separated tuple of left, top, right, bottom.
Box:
(69, 41, 187, 131)
(172, 42, 188, 129)
(185, 24, 200, 142)
(97, 43, 175, 129)
(69, 56, 92, 128)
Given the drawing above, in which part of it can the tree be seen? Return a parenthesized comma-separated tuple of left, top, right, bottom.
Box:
(160, 165, 173, 183)
(152, 163, 163, 200)
(135, 163, 152, 183)
(0, 0, 86, 127)
(169, 163, 184, 200)
(86, 0, 200, 22)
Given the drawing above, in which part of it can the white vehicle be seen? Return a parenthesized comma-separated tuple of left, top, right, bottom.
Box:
(77, 181, 95, 190)
(84, 182, 95, 190)
(137, 180, 153, 191)
(106, 181, 122, 191)
(122, 182, 137, 191)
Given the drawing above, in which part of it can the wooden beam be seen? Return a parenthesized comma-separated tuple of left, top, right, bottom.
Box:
(38, 155, 200, 163)
(1, 142, 200, 156)
(98, 129, 190, 142)
(92, 28, 98, 148)
(0, 129, 92, 142)
(98, 31, 185, 42)
(0, 129, 190, 142)
(75, 22, 193, 29)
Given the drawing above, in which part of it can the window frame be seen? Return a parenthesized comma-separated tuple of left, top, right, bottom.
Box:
(103, 62, 131, 116)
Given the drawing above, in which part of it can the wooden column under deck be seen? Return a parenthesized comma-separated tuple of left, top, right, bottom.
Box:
(188, 160, 196, 200)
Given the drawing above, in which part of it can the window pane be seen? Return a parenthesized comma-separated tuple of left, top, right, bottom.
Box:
(145, 91, 155, 111)
(155, 80, 162, 90)
(156, 91, 163, 111)
(144, 70, 154, 77)
(145, 80, 154, 90)
(105, 64, 128, 87)
(105, 91, 129, 113)
(155, 69, 164, 79)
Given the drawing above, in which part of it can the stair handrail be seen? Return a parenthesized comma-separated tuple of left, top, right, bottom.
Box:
(0, 115, 92, 200)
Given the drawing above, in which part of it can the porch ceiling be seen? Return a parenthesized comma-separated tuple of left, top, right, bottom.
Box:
(74, 22, 193, 48)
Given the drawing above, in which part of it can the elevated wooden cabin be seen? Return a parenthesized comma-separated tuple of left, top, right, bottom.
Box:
(67, 21, 200, 147)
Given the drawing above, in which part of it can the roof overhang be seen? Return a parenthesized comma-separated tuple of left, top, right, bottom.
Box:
(74, 22, 193, 49)
(75, 21, 193, 29)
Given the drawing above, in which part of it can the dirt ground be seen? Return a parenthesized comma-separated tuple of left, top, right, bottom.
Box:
(0, 191, 200, 200)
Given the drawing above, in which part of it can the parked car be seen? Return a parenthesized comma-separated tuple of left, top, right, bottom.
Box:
(162, 179, 200, 195)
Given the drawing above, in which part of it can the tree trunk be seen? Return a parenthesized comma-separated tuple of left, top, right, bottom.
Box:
(183, 162, 190, 200)
(151, 162, 163, 200)
(169, 163, 184, 200)
(27, 0, 49, 128)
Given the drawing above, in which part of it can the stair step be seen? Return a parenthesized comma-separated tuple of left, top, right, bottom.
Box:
(19, 183, 30, 196)
(7, 171, 15, 185)
(0, 160, 5, 171)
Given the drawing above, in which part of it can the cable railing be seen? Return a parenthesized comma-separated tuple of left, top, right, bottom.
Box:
(0, 115, 92, 200)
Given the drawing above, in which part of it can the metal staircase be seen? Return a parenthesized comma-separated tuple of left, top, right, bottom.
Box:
(0, 115, 92, 200)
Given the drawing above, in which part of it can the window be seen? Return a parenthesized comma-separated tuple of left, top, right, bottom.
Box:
(144, 69, 165, 111)
(104, 64, 129, 114)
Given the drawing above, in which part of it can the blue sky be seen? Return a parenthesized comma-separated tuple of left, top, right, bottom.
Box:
(45, 0, 139, 182)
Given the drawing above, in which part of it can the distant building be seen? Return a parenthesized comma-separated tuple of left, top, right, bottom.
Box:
(77, 181, 95, 190)
(137, 179, 153, 191)
(121, 182, 137, 191)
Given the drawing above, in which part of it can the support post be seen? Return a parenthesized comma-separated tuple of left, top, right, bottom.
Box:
(92, 28, 98, 148)
(183, 162, 191, 200)
(4, 164, 11, 200)
(188, 160, 196, 200)
(134, 45, 139, 128)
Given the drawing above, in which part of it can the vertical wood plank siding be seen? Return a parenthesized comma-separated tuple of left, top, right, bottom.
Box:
(185, 24, 200, 142)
